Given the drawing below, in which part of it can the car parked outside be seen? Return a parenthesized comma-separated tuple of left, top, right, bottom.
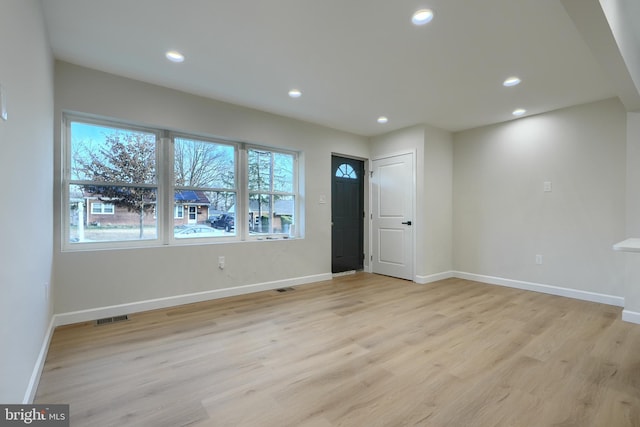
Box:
(210, 213, 235, 232)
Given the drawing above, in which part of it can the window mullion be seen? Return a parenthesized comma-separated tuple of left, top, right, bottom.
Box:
(160, 134, 172, 245)
(68, 180, 159, 189)
(238, 144, 247, 241)
(269, 152, 275, 234)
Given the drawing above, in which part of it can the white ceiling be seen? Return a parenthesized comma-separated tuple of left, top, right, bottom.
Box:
(41, 0, 620, 136)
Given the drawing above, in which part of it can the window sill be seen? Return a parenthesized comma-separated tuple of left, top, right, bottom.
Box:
(62, 235, 301, 252)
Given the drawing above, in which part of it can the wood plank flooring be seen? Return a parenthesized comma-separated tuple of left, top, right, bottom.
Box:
(35, 273, 640, 426)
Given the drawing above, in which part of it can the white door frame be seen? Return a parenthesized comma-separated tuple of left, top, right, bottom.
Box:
(369, 150, 416, 281)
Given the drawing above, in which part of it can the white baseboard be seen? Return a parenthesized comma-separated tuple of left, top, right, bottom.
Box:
(54, 273, 332, 327)
(23, 315, 56, 404)
(622, 310, 640, 324)
(414, 271, 454, 284)
(453, 271, 625, 307)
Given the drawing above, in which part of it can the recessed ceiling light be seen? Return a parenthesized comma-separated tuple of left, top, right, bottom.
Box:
(412, 9, 434, 26)
(165, 50, 185, 63)
(503, 76, 521, 87)
(377, 116, 389, 124)
(512, 108, 526, 116)
(288, 89, 302, 98)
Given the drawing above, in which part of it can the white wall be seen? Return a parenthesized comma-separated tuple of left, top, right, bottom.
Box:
(453, 98, 626, 297)
(423, 127, 453, 276)
(0, 0, 54, 403)
(370, 124, 453, 280)
(624, 112, 640, 314)
(53, 62, 370, 314)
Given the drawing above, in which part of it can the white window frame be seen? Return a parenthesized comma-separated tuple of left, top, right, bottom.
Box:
(62, 113, 301, 251)
(169, 133, 238, 244)
(246, 146, 298, 240)
(63, 115, 162, 251)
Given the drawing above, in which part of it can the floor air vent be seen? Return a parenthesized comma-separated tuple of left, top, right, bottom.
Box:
(95, 315, 129, 326)
(275, 287, 295, 293)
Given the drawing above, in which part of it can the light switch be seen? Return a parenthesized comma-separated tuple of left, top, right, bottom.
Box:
(543, 181, 552, 192)
(0, 84, 7, 121)
(319, 195, 327, 204)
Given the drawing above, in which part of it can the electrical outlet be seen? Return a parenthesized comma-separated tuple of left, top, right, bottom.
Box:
(218, 256, 225, 270)
(536, 254, 543, 265)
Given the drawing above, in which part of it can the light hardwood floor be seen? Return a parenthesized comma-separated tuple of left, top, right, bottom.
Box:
(35, 273, 640, 426)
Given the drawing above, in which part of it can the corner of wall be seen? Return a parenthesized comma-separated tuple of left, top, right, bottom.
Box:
(0, 0, 55, 403)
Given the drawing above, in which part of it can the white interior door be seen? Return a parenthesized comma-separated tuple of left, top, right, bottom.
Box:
(371, 152, 414, 280)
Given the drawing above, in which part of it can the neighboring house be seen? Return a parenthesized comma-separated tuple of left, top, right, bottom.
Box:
(242, 199, 294, 233)
(173, 190, 211, 226)
(74, 190, 211, 227)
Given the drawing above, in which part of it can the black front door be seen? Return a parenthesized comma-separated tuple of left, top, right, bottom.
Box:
(331, 155, 364, 273)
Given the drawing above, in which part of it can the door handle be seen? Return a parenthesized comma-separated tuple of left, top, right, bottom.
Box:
(402, 221, 412, 226)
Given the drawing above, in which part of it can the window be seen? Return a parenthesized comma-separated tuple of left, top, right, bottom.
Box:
(336, 163, 357, 179)
(63, 115, 299, 249)
(66, 120, 158, 244)
(90, 202, 115, 215)
(173, 136, 236, 239)
(248, 149, 296, 236)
